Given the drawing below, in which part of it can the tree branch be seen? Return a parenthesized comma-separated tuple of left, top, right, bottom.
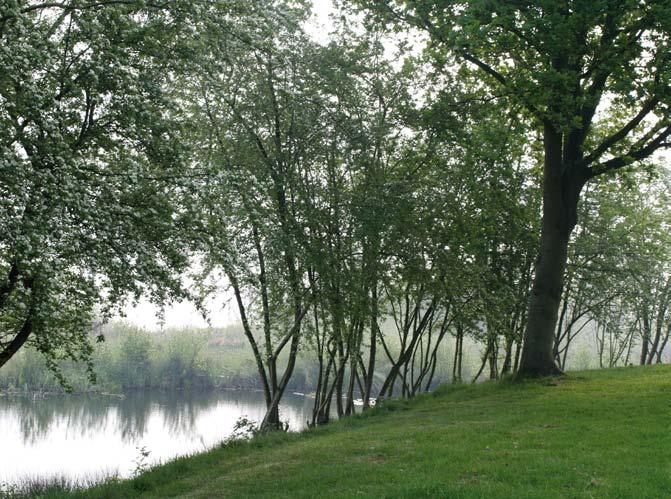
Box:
(582, 97, 661, 167)
(586, 125, 671, 178)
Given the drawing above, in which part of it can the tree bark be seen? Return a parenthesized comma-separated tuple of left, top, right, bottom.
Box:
(517, 123, 585, 377)
(363, 280, 379, 409)
(452, 323, 463, 383)
(0, 315, 33, 369)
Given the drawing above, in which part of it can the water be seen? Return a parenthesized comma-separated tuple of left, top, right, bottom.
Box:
(0, 390, 314, 487)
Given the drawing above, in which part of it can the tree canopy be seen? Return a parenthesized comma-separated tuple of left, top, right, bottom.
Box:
(0, 1, 194, 380)
(1, 0, 670, 424)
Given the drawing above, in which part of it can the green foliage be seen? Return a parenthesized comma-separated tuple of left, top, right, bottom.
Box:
(1, 0, 669, 432)
(351, 0, 671, 378)
(0, 323, 216, 393)
(0, 1, 196, 377)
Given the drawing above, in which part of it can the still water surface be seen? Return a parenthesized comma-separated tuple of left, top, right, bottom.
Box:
(0, 390, 313, 486)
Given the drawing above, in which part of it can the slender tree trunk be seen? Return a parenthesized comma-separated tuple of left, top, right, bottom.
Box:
(640, 311, 651, 365)
(647, 291, 668, 363)
(452, 324, 463, 383)
(262, 324, 302, 429)
(230, 278, 272, 406)
(423, 311, 450, 391)
(378, 301, 435, 397)
(554, 280, 571, 364)
(656, 335, 669, 363)
(513, 338, 522, 373)
(500, 335, 514, 376)
(472, 343, 490, 383)
(647, 325, 661, 365)
(345, 353, 356, 416)
(335, 344, 346, 417)
(363, 282, 378, 408)
(310, 307, 324, 427)
(488, 336, 498, 380)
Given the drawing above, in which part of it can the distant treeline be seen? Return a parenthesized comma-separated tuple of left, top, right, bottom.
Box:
(0, 323, 270, 393)
(0, 322, 458, 395)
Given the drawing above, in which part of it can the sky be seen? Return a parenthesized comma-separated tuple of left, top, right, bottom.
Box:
(121, 1, 337, 331)
(306, 0, 337, 42)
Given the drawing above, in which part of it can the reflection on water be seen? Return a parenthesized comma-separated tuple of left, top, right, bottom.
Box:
(0, 390, 313, 486)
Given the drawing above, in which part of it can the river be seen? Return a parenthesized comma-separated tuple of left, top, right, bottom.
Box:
(0, 389, 314, 488)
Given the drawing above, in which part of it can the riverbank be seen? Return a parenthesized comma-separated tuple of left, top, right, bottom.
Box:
(15, 365, 671, 498)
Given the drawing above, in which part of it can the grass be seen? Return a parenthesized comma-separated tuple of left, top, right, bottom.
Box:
(18, 365, 671, 498)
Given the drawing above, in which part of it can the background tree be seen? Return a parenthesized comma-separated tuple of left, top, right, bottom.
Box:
(552, 167, 671, 368)
(186, 1, 324, 429)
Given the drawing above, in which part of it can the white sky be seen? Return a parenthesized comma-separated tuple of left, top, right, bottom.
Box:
(306, 0, 336, 42)
(121, 1, 337, 331)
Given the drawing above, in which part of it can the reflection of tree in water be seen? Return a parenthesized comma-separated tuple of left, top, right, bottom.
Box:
(114, 393, 154, 443)
(110, 391, 274, 441)
(158, 390, 314, 434)
(2, 389, 311, 447)
(80, 391, 223, 443)
(3, 396, 113, 445)
(158, 391, 220, 437)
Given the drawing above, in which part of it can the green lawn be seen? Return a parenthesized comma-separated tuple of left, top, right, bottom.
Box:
(49, 366, 671, 498)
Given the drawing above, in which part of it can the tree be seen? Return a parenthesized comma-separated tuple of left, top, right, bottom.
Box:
(0, 1, 193, 381)
(350, 0, 671, 375)
(308, 25, 424, 411)
(551, 168, 671, 367)
(186, 1, 322, 429)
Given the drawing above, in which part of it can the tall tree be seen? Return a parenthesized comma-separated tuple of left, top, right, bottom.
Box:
(187, 1, 322, 429)
(350, 0, 671, 375)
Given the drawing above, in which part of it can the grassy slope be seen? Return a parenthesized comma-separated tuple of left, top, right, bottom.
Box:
(63, 366, 671, 498)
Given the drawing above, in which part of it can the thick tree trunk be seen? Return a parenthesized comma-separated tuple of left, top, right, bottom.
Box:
(0, 316, 33, 369)
(517, 124, 585, 378)
(0, 272, 33, 369)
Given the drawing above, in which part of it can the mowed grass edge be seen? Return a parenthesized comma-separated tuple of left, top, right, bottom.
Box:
(32, 365, 671, 498)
